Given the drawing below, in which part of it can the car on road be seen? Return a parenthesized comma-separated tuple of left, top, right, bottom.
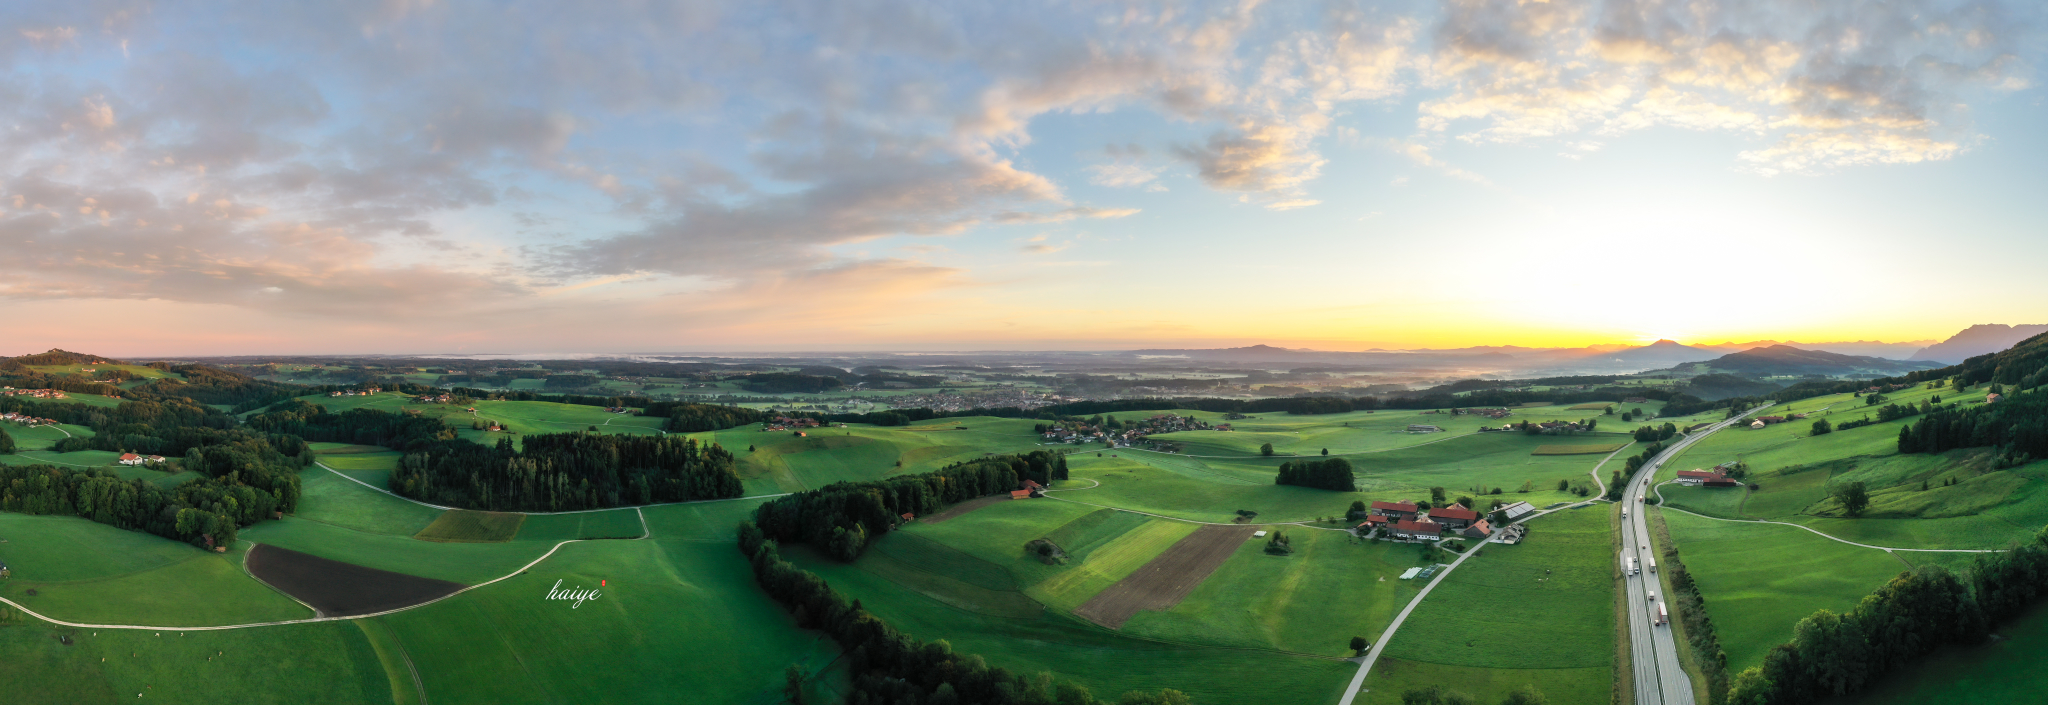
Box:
(1648, 589, 1657, 601)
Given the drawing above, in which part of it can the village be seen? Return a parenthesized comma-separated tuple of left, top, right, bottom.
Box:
(1034, 413, 1219, 450)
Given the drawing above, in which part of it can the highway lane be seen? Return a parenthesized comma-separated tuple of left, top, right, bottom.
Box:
(1621, 404, 1772, 705)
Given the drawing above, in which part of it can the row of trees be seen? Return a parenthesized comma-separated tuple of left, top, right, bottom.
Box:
(1632, 423, 1678, 442)
(247, 400, 457, 449)
(391, 433, 743, 512)
(1274, 458, 1357, 491)
(737, 529, 1188, 705)
(1727, 526, 2048, 704)
(752, 452, 1068, 561)
(645, 402, 766, 432)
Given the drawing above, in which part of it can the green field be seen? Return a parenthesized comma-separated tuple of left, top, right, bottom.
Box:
(787, 541, 1357, 705)
(294, 468, 443, 537)
(415, 510, 527, 542)
(689, 416, 1051, 494)
(0, 617, 393, 704)
(0, 515, 311, 627)
(1533, 442, 1628, 455)
(1659, 510, 1908, 671)
(1123, 527, 1425, 655)
(375, 522, 842, 704)
(515, 509, 647, 541)
(1366, 505, 1616, 704)
(1055, 432, 1616, 525)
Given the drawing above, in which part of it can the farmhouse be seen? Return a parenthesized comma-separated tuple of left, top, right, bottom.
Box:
(1391, 519, 1443, 541)
(1460, 519, 1492, 539)
(1008, 489, 1033, 500)
(1369, 501, 1420, 521)
(1988, 393, 2002, 404)
(1426, 505, 1480, 530)
(1676, 469, 1739, 487)
(1356, 515, 1390, 533)
(118, 453, 143, 466)
(1755, 415, 1787, 425)
(1495, 501, 1536, 523)
(1750, 419, 1767, 429)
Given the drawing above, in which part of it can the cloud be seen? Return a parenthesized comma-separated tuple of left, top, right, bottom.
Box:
(1419, 0, 2033, 173)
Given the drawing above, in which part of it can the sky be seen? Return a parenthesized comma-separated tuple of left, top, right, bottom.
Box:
(3, 0, 2046, 357)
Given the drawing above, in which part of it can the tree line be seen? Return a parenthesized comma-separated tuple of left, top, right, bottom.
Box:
(736, 528, 1189, 705)
(1727, 525, 2048, 704)
(1275, 458, 1357, 491)
(751, 452, 1068, 561)
(390, 433, 742, 511)
(1898, 388, 2043, 465)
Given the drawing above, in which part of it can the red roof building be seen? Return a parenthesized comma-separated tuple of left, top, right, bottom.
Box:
(1370, 501, 1419, 519)
(1461, 519, 1492, 539)
(1009, 490, 1033, 500)
(1427, 506, 1480, 529)
(1393, 519, 1443, 540)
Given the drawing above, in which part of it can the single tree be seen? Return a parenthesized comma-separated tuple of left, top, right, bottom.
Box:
(1811, 419, 1832, 436)
(1499, 685, 1549, 705)
(784, 665, 805, 704)
(1430, 486, 1447, 504)
(1321, 448, 1329, 456)
(1260, 442, 1275, 456)
(1834, 481, 1871, 518)
(1349, 636, 1369, 655)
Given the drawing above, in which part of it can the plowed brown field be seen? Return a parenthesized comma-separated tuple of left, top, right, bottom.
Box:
(921, 494, 1012, 524)
(1073, 524, 1253, 628)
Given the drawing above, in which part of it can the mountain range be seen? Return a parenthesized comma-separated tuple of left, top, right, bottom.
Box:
(1908, 324, 2048, 364)
(1691, 344, 1945, 377)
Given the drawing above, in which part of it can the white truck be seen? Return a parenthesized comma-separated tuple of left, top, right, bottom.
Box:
(1625, 556, 1639, 576)
(1656, 601, 1669, 626)
(1622, 507, 1629, 519)
(1648, 557, 1657, 573)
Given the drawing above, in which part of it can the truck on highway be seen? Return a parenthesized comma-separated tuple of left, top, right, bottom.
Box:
(1622, 507, 1629, 519)
(1656, 602, 1669, 626)
(1648, 557, 1657, 573)
(1625, 556, 1639, 576)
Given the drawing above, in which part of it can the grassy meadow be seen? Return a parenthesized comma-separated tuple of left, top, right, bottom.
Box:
(0, 514, 312, 627)
(1366, 505, 1616, 705)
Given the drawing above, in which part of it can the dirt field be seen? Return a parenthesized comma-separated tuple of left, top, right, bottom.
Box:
(1072, 524, 1254, 629)
(921, 494, 1013, 524)
(246, 544, 466, 617)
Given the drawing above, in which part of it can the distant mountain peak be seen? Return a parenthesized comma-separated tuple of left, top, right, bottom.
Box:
(1910, 324, 2048, 363)
(1647, 339, 1684, 347)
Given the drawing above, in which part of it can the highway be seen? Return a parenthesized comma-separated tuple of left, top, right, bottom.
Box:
(1620, 404, 1771, 705)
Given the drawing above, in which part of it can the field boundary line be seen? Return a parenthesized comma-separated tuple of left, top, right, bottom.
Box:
(238, 541, 322, 617)
(1042, 495, 1347, 531)
(1112, 429, 1481, 460)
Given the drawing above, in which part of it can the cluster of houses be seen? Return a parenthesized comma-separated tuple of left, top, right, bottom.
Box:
(414, 393, 455, 404)
(1676, 468, 1740, 487)
(328, 387, 382, 397)
(1749, 415, 1793, 428)
(0, 411, 59, 427)
(1, 388, 68, 400)
(602, 407, 634, 414)
(1451, 407, 1514, 419)
(1623, 396, 1650, 404)
(1357, 501, 1495, 542)
(117, 453, 168, 466)
(764, 416, 822, 432)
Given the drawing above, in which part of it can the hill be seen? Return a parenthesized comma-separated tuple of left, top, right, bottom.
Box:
(1909, 324, 2048, 364)
(1699, 345, 1943, 377)
(1681, 373, 1781, 401)
(1696, 340, 1933, 359)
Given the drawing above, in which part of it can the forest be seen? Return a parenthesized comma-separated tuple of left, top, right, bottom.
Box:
(751, 452, 1068, 561)
(1274, 458, 1356, 491)
(390, 433, 743, 511)
(0, 435, 305, 550)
